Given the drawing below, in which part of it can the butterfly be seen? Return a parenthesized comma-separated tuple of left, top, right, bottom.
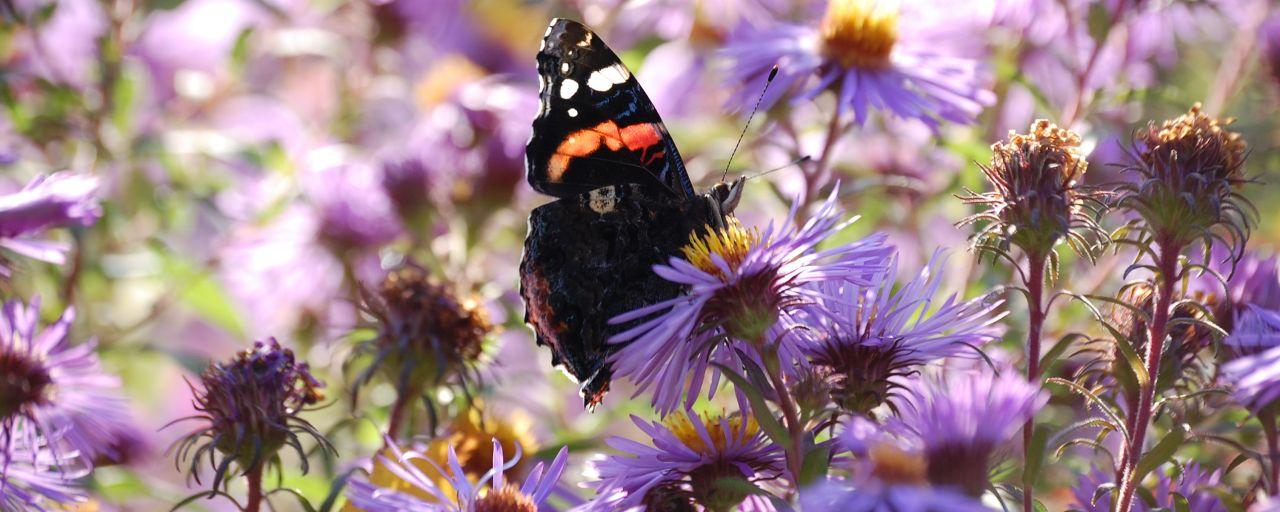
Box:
(519, 18, 744, 408)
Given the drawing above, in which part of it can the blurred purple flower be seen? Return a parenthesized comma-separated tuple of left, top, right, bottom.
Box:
(723, 0, 993, 127)
(1264, 13, 1280, 86)
(607, 191, 890, 415)
(0, 172, 101, 276)
(582, 0, 785, 46)
(578, 409, 784, 512)
(800, 477, 993, 511)
(302, 156, 403, 252)
(220, 206, 353, 338)
(0, 434, 88, 511)
(803, 250, 1004, 415)
(10, 0, 107, 88)
(0, 296, 140, 467)
(889, 369, 1046, 496)
(132, 0, 266, 102)
(1073, 462, 1225, 512)
(347, 437, 567, 512)
(1194, 250, 1280, 356)
(1222, 340, 1280, 413)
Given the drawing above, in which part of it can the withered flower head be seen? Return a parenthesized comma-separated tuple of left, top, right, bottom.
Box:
(353, 264, 492, 400)
(960, 119, 1104, 263)
(1118, 104, 1253, 256)
(170, 338, 330, 489)
(1079, 283, 1220, 393)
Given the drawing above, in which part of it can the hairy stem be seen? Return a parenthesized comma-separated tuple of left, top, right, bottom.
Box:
(1115, 244, 1180, 512)
(763, 349, 805, 491)
(244, 463, 263, 512)
(1263, 413, 1280, 495)
(1023, 252, 1048, 512)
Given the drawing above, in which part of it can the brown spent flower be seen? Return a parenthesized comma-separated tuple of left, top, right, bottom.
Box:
(1119, 103, 1253, 253)
(1080, 283, 1221, 393)
(959, 119, 1103, 262)
(355, 264, 492, 397)
(171, 338, 330, 488)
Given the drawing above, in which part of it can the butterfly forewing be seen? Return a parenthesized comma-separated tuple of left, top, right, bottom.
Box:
(525, 18, 695, 199)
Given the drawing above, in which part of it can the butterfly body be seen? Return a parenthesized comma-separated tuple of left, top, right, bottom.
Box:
(520, 18, 742, 407)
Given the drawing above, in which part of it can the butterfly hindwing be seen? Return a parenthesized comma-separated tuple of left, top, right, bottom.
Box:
(526, 18, 695, 199)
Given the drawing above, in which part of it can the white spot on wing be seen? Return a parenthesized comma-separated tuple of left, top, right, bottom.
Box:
(568, 108, 578, 117)
(577, 32, 593, 47)
(587, 63, 631, 92)
(588, 186, 618, 214)
(560, 79, 579, 99)
(560, 62, 570, 74)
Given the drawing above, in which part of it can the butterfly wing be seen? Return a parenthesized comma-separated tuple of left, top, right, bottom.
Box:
(526, 18, 695, 199)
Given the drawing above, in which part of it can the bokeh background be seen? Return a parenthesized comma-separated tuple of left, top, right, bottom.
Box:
(2, 0, 1279, 510)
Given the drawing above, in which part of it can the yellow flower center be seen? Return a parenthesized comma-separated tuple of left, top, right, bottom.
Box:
(415, 55, 486, 109)
(349, 408, 536, 511)
(868, 442, 927, 485)
(665, 412, 758, 456)
(681, 218, 760, 278)
(820, 0, 899, 69)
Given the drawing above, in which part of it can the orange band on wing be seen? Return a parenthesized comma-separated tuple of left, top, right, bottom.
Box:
(546, 121, 666, 182)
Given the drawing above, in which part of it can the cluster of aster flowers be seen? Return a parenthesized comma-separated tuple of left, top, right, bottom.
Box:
(8, 0, 1280, 511)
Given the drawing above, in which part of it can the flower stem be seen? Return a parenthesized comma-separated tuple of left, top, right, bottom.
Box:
(1115, 243, 1180, 512)
(762, 350, 805, 490)
(244, 463, 264, 512)
(387, 383, 419, 439)
(1022, 252, 1048, 512)
(1262, 413, 1280, 495)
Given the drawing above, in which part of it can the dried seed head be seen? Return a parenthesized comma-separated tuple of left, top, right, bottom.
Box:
(960, 120, 1102, 262)
(358, 265, 492, 396)
(1119, 104, 1253, 254)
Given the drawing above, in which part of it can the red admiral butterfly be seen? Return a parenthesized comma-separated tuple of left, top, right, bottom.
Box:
(519, 18, 744, 407)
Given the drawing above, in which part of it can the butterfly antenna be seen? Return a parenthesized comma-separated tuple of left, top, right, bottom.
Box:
(721, 65, 779, 183)
(746, 155, 811, 181)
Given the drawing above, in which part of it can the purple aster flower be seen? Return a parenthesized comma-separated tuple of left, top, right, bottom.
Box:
(0, 296, 139, 467)
(10, 0, 107, 88)
(802, 415, 993, 511)
(131, 0, 266, 102)
(577, 408, 785, 511)
(723, 0, 994, 127)
(346, 437, 568, 512)
(168, 338, 330, 490)
(1200, 251, 1280, 356)
(889, 369, 1046, 497)
(608, 191, 890, 415)
(0, 433, 88, 511)
(0, 172, 101, 276)
(1222, 341, 1280, 413)
(803, 250, 1004, 415)
(1073, 462, 1225, 512)
(302, 154, 403, 253)
(1264, 13, 1280, 87)
(581, 0, 785, 46)
(799, 477, 993, 512)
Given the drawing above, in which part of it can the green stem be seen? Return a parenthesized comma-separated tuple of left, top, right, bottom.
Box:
(762, 349, 805, 492)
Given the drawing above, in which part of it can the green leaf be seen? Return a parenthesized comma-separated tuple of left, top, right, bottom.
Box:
(1039, 333, 1088, 375)
(159, 248, 246, 338)
(712, 363, 789, 445)
(798, 445, 831, 487)
(1134, 425, 1186, 485)
(1024, 424, 1051, 485)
